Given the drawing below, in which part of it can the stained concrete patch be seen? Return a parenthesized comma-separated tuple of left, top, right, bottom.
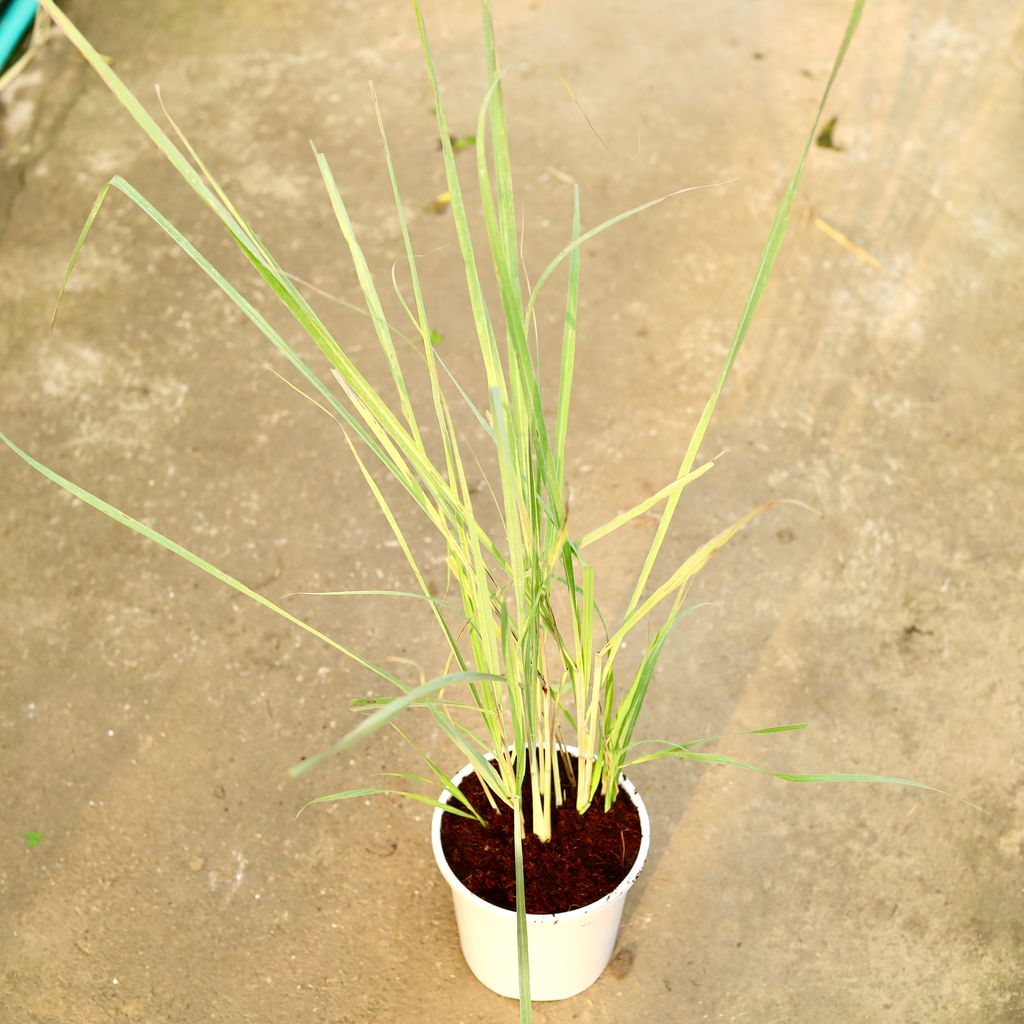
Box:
(2, 1, 1022, 1022)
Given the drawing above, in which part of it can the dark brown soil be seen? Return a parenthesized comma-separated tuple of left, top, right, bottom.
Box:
(439, 756, 644, 915)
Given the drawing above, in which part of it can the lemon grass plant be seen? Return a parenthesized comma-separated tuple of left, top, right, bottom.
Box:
(3, 0, 941, 1013)
(8, 0, 918, 843)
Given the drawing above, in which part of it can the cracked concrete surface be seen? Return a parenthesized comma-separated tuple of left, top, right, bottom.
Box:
(1, 1, 1022, 1021)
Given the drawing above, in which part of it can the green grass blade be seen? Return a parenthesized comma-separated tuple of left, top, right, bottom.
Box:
(412, 0, 507, 406)
(153, 85, 269, 262)
(313, 145, 423, 444)
(431, 345, 495, 440)
(289, 669, 505, 779)
(524, 180, 729, 323)
(481, 0, 522, 308)
(36, 0, 233, 228)
(283, 588, 464, 617)
(624, 746, 983, 812)
(298, 787, 478, 818)
(350, 697, 494, 714)
(579, 457, 716, 549)
(605, 500, 785, 654)
(433, 715, 510, 801)
(328, 365, 507, 579)
(624, 0, 866, 621)
(629, 723, 809, 756)
(513, 798, 532, 1021)
(51, 180, 114, 327)
(552, 186, 581, 495)
(1, 431, 406, 687)
(371, 82, 462, 488)
(609, 606, 707, 732)
(337, 425, 469, 670)
(390, 728, 489, 823)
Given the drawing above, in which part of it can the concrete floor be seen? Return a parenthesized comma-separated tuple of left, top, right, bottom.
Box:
(2, 1, 1022, 1021)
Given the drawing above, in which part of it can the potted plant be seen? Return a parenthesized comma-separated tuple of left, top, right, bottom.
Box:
(3, 0, 947, 1017)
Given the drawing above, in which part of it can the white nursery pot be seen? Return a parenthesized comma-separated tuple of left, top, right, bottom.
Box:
(431, 753, 651, 1001)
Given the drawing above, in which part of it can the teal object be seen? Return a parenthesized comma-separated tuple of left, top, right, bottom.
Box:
(0, 0, 37, 71)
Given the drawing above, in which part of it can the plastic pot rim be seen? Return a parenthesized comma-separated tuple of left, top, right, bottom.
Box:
(430, 746, 652, 924)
